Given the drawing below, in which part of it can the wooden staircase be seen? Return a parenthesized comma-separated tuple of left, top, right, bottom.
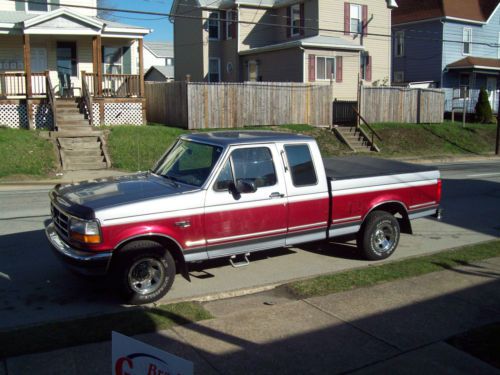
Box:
(52, 98, 111, 171)
(333, 125, 381, 153)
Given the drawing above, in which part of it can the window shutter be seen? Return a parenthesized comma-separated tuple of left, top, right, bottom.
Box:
(221, 11, 226, 40)
(232, 10, 237, 39)
(286, 6, 291, 38)
(336, 56, 343, 83)
(300, 3, 305, 36)
(366, 55, 372, 82)
(362, 5, 368, 36)
(123, 46, 131, 74)
(344, 2, 350, 35)
(308, 54, 316, 82)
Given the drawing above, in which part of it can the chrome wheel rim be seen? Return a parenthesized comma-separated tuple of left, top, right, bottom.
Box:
(128, 258, 165, 295)
(373, 223, 395, 253)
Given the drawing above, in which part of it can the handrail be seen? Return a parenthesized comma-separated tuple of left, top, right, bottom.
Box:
(46, 71, 58, 130)
(81, 71, 93, 126)
(352, 105, 382, 141)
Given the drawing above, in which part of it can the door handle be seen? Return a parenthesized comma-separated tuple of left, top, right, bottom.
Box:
(269, 192, 284, 198)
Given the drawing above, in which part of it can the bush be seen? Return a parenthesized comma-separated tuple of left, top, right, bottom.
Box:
(475, 88, 493, 123)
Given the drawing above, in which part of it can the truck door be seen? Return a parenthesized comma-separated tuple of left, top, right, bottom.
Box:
(204, 144, 288, 258)
(279, 143, 330, 245)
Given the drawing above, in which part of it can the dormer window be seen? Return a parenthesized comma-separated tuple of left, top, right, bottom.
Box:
(26, 0, 50, 12)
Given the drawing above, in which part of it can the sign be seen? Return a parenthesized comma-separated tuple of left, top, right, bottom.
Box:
(112, 331, 193, 375)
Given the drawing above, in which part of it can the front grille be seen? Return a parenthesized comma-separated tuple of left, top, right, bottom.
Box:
(51, 203, 70, 238)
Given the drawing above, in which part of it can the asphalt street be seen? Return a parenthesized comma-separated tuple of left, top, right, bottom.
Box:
(0, 160, 499, 330)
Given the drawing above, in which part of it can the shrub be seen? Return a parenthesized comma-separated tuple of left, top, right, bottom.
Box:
(475, 88, 493, 123)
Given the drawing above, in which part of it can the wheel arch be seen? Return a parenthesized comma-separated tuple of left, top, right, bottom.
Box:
(112, 234, 190, 281)
(363, 201, 412, 234)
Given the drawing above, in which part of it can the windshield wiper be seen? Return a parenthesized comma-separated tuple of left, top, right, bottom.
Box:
(160, 174, 181, 188)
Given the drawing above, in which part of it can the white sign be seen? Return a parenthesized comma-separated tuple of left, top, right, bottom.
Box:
(112, 331, 193, 375)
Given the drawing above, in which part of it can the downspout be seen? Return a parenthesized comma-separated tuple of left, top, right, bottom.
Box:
(300, 46, 305, 82)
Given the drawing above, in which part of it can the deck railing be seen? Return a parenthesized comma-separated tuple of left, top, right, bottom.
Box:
(46, 71, 58, 129)
(0, 73, 27, 97)
(83, 72, 140, 98)
(81, 71, 93, 126)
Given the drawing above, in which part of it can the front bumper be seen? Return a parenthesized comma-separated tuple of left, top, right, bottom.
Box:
(45, 222, 112, 276)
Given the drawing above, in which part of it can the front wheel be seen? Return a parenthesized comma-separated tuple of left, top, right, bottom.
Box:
(117, 241, 176, 305)
(357, 211, 400, 260)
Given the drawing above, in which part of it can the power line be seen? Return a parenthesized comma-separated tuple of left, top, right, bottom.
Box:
(10, 0, 500, 49)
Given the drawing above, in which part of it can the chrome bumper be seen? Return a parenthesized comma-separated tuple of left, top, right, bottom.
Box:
(46, 222, 112, 276)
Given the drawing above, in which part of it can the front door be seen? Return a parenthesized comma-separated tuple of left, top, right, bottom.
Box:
(56, 42, 77, 97)
(486, 76, 497, 110)
(204, 145, 288, 258)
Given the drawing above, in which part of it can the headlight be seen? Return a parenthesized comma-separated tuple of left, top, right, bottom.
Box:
(69, 218, 101, 244)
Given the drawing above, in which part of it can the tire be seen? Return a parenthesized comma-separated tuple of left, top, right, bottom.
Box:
(116, 240, 176, 305)
(357, 210, 400, 260)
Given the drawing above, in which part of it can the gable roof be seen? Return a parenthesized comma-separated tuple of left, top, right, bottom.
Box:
(145, 65, 175, 79)
(144, 42, 174, 58)
(393, 0, 499, 25)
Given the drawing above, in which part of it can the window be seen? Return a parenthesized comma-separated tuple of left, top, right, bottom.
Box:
(103, 47, 123, 74)
(360, 52, 369, 80)
(463, 28, 472, 55)
(56, 42, 77, 77)
(291, 4, 301, 36)
(214, 147, 277, 191)
(208, 12, 220, 40)
(284, 145, 317, 187)
(26, 0, 49, 12)
(459, 73, 470, 98)
(350, 4, 362, 34)
(209, 58, 220, 82)
(154, 140, 223, 187)
(395, 31, 404, 57)
(248, 60, 259, 81)
(226, 10, 235, 40)
(394, 71, 404, 83)
(316, 56, 335, 80)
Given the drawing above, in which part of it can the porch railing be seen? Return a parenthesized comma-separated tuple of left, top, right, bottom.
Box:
(0, 73, 27, 97)
(46, 71, 58, 129)
(81, 71, 93, 126)
(83, 72, 141, 98)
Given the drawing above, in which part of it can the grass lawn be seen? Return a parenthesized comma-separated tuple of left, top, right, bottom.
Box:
(287, 240, 500, 299)
(0, 128, 56, 179)
(0, 302, 212, 358)
(365, 121, 498, 157)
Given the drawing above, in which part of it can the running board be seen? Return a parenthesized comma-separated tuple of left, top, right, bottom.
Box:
(230, 253, 250, 268)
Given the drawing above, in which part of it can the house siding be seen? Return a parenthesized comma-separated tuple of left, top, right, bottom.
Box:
(0, 0, 98, 16)
(174, 0, 204, 81)
(239, 6, 279, 50)
(240, 48, 303, 81)
(392, 20, 443, 84)
(304, 49, 359, 100)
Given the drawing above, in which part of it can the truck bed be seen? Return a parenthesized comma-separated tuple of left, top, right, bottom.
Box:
(323, 156, 438, 181)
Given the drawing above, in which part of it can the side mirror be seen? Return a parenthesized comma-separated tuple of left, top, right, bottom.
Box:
(236, 179, 257, 194)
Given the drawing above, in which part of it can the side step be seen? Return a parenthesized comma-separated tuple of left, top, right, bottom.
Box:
(229, 253, 251, 268)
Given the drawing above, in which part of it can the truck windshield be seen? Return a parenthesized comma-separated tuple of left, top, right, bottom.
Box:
(152, 140, 223, 187)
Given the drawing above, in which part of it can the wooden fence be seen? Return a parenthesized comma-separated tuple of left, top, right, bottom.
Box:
(360, 87, 445, 124)
(332, 99, 357, 124)
(145, 81, 332, 129)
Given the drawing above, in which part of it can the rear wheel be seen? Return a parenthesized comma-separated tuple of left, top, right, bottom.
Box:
(116, 240, 175, 305)
(357, 211, 400, 260)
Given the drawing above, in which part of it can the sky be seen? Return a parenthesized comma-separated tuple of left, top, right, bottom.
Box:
(102, 0, 174, 42)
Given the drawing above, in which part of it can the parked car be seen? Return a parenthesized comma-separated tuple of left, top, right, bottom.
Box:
(46, 132, 442, 304)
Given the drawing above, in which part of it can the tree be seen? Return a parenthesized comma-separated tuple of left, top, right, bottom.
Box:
(475, 87, 493, 123)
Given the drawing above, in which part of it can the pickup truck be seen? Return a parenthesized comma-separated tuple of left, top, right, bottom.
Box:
(46, 132, 442, 304)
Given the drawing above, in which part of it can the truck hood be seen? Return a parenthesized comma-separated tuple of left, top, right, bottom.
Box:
(51, 172, 198, 219)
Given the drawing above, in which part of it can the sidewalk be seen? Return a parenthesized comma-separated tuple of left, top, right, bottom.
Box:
(3, 257, 500, 374)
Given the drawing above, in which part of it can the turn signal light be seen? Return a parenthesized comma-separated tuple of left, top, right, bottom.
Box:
(70, 232, 102, 244)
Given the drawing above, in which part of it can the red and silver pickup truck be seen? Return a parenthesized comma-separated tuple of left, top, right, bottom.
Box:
(46, 132, 442, 304)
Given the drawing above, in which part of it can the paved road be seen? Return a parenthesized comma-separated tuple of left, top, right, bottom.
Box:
(0, 160, 499, 330)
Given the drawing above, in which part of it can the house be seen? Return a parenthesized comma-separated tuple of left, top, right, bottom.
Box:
(143, 41, 174, 72)
(145, 65, 175, 81)
(0, 0, 150, 129)
(170, 0, 397, 100)
(392, 0, 500, 113)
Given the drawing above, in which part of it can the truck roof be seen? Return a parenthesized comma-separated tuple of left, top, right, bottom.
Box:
(182, 131, 313, 146)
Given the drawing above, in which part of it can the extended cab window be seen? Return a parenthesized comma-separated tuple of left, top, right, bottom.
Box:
(284, 144, 317, 186)
(153, 140, 222, 187)
(215, 147, 277, 191)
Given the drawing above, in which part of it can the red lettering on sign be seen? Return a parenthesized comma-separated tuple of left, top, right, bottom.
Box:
(115, 357, 133, 375)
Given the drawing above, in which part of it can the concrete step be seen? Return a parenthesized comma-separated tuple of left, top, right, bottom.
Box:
(59, 137, 101, 150)
(51, 130, 101, 138)
(58, 120, 90, 126)
(61, 149, 103, 157)
(64, 155, 105, 164)
(64, 161, 108, 171)
(57, 114, 87, 121)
